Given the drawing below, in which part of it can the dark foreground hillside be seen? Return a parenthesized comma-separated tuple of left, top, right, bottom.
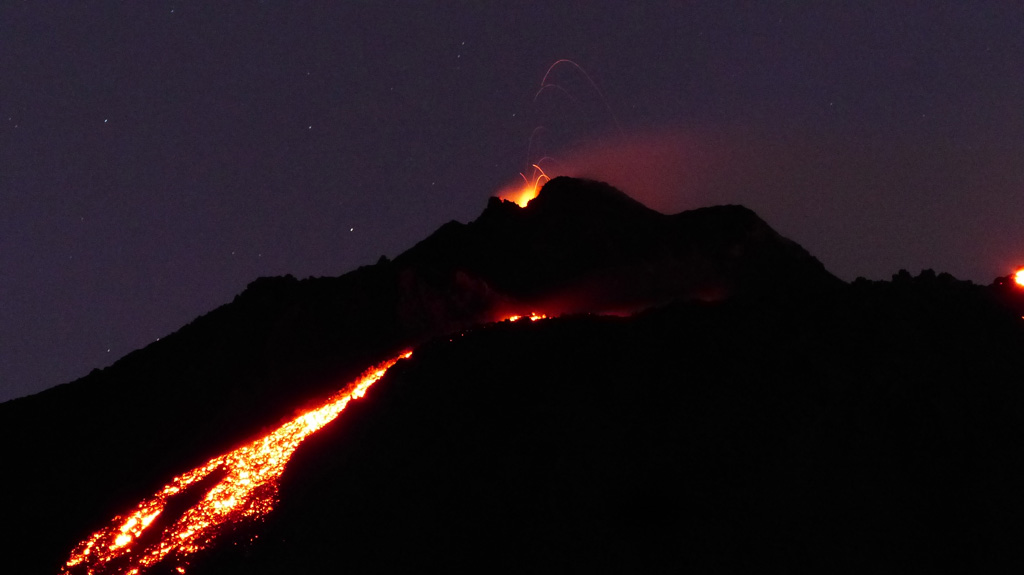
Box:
(189, 275, 1024, 574)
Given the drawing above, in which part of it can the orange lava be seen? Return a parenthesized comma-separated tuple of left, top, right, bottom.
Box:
(61, 352, 411, 575)
(498, 164, 549, 208)
(506, 312, 547, 322)
(1015, 268, 1024, 287)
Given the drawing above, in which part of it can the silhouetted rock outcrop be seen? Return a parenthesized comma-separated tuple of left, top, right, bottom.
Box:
(394, 177, 839, 317)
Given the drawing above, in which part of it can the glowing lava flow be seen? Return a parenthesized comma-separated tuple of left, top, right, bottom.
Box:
(506, 312, 547, 322)
(61, 352, 411, 575)
(1016, 268, 1024, 287)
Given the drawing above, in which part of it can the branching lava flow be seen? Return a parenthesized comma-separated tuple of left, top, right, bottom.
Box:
(61, 352, 411, 575)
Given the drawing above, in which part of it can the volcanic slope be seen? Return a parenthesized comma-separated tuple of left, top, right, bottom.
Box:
(4, 177, 1024, 572)
(0, 177, 836, 572)
(195, 277, 1024, 573)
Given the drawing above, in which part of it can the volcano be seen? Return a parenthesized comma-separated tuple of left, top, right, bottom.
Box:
(3, 177, 1024, 573)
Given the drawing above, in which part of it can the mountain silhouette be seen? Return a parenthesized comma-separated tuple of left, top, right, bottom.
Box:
(3, 177, 1023, 573)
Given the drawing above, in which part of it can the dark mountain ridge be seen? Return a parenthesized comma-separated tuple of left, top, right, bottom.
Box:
(2, 177, 1022, 573)
(396, 177, 839, 316)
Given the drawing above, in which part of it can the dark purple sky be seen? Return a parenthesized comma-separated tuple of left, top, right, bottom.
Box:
(3, 3, 1023, 401)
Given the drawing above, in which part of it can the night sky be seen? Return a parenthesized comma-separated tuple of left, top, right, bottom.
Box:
(3, 3, 1023, 402)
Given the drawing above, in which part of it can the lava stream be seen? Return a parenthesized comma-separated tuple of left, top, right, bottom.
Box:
(61, 351, 411, 575)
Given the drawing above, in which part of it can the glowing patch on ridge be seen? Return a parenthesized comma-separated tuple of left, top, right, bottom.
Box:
(498, 165, 549, 208)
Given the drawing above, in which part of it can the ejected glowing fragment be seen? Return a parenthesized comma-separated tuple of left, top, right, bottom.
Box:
(62, 352, 411, 575)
